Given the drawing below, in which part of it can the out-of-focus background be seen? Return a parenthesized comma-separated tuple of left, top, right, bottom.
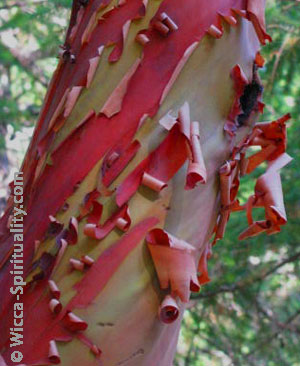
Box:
(0, 1, 299, 365)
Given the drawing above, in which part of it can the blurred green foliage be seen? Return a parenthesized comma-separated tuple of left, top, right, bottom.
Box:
(0, 1, 299, 365)
(0, 0, 70, 151)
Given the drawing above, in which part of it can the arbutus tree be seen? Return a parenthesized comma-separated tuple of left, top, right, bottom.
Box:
(0, 0, 292, 365)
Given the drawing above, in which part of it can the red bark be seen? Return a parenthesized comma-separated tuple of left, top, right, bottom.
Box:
(0, 1, 290, 365)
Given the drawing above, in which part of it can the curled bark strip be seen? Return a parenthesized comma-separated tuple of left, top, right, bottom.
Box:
(49, 299, 63, 314)
(197, 242, 212, 285)
(141, 172, 167, 192)
(148, 229, 195, 252)
(70, 258, 85, 271)
(218, 113, 291, 243)
(135, 32, 150, 46)
(48, 340, 60, 364)
(160, 110, 206, 190)
(81, 255, 94, 267)
(53, 238, 68, 272)
(185, 161, 206, 189)
(106, 152, 120, 167)
(238, 220, 271, 240)
(219, 161, 234, 207)
(62, 217, 79, 245)
(252, 114, 289, 149)
(64, 312, 88, 332)
(178, 102, 191, 140)
(207, 24, 223, 38)
(255, 171, 286, 225)
(213, 159, 240, 244)
(245, 147, 275, 175)
(84, 204, 131, 240)
(48, 280, 60, 299)
(159, 295, 179, 324)
(164, 17, 178, 32)
(115, 206, 131, 231)
(153, 20, 170, 36)
(100, 58, 141, 117)
(116, 124, 188, 207)
(220, 13, 237, 26)
(157, 12, 178, 32)
(231, 8, 247, 19)
(238, 153, 292, 240)
(115, 218, 129, 231)
(147, 228, 200, 303)
(215, 211, 230, 242)
(247, 0, 272, 45)
(185, 122, 207, 189)
(246, 114, 290, 173)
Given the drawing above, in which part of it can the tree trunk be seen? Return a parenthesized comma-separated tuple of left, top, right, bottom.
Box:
(0, 1, 290, 365)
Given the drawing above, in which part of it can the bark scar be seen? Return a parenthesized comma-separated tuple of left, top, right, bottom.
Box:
(237, 66, 263, 127)
(116, 348, 145, 365)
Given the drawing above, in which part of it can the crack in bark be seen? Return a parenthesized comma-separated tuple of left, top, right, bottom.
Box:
(97, 321, 114, 327)
(116, 348, 145, 365)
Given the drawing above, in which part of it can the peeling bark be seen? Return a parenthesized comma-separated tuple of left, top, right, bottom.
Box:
(0, 1, 291, 365)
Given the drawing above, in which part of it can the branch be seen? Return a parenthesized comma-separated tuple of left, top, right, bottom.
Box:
(255, 298, 300, 335)
(268, 24, 294, 32)
(267, 33, 292, 91)
(248, 306, 300, 357)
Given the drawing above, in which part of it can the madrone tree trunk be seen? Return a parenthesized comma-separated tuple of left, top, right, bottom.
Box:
(0, 1, 291, 365)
